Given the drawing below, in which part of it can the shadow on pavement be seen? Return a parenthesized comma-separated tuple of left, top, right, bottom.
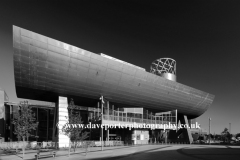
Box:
(176, 147, 240, 160)
(1, 145, 240, 160)
(67, 145, 171, 157)
(78, 146, 240, 160)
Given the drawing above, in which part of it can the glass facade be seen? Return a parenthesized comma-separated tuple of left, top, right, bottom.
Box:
(3, 104, 55, 142)
(29, 106, 54, 142)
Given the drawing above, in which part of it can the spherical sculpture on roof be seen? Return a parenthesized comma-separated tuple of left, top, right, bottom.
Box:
(150, 58, 177, 81)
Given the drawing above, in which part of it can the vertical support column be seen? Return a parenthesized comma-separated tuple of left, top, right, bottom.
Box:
(107, 101, 109, 120)
(37, 108, 39, 141)
(90, 112, 92, 121)
(152, 112, 154, 124)
(133, 109, 135, 122)
(184, 115, 193, 144)
(106, 129, 109, 141)
(154, 115, 157, 124)
(209, 118, 211, 145)
(176, 109, 178, 132)
(97, 102, 99, 117)
(146, 110, 148, 124)
(101, 101, 103, 150)
(132, 130, 136, 145)
(10, 105, 13, 141)
(47, 109, 49, 141)
(112, 105, 114, 120)
(151, 112, 152, 124)
(126, 111, 127, 122)
(52, 104, 57, 142)
(149, 111, 151, 124)
(165, 130, 168, 144)
(58, 96, 69, 148)
(117, 108, 119, 121)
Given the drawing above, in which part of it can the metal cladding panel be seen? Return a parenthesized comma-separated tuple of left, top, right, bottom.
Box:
(13, 26, 215, 118)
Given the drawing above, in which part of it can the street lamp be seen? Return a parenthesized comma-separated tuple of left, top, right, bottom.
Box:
(229, 123, 231, 134)
(209, 117, 211, 145)
(100, 96, 104, 151)
(229, 123, 231, 143)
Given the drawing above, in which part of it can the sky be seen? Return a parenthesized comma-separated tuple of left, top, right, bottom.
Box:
(0, 0, 239, 134)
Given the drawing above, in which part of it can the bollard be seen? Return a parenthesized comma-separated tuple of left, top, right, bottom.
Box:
(68, 143, 70, 157)
(22, 146, 25, 160)
(35, 150, 40, 160)
(16, 146, 18, 156)
(53, 151, 56, 157)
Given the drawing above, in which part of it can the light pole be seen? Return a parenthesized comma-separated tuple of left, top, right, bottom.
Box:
(229, 123, 231, 134)
(214, 132, 215, 142)
(100, 96, 104, 151)
(101, 104, 103, 151)
(229, 123, 231, 143)
(209, 117, 211, 145)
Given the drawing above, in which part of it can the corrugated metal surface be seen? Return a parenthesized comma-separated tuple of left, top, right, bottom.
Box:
(13, 26, 215, 118)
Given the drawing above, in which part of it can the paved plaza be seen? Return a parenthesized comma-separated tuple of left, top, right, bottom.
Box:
(1, 144, 240, 160)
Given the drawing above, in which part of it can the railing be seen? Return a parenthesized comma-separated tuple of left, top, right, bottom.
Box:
(0, 141, 125, 159)
(0, 141, 125, 150)
(0, 141, 24, 150)
(103, 115, 176, 125)
(0, 140, 199, 152)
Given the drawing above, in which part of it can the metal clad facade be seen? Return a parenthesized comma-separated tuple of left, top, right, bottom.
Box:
(13, 26, 214, 118)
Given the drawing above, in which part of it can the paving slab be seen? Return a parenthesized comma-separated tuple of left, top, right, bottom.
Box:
(1, 144, 240, 160)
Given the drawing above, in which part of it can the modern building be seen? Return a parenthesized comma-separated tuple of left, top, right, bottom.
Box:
(0, 88, 9, 142)
(0, 26, 215, 145)
(0, 88, 56, 142)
